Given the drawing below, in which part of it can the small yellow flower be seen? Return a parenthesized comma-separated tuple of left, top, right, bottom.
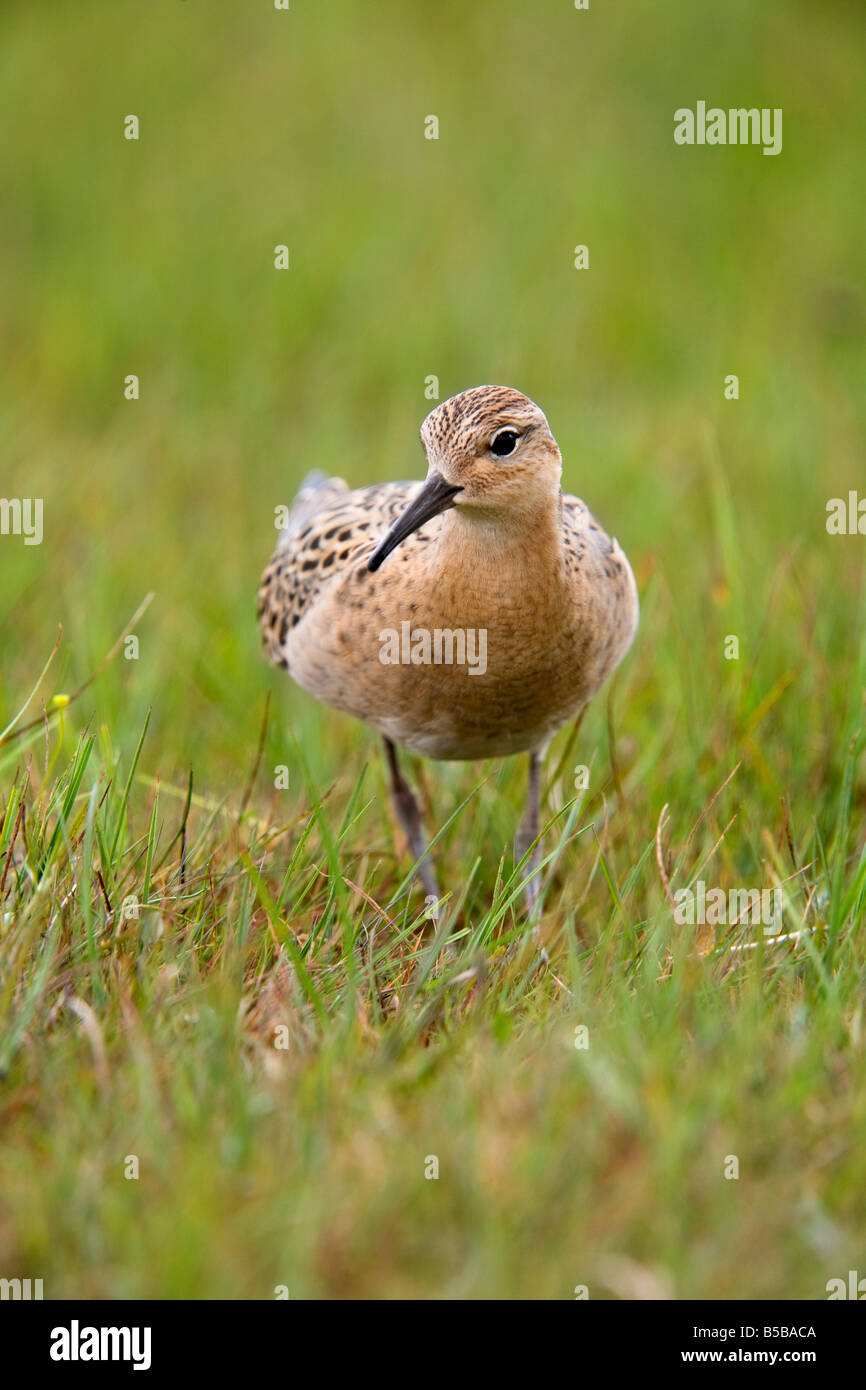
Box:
(50, 693, 70, 709)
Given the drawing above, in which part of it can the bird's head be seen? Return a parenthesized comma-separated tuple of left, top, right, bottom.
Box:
(367, 385, 562, 571)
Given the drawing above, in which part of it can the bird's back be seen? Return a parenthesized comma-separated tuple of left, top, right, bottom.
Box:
(258, 474, 417, 668)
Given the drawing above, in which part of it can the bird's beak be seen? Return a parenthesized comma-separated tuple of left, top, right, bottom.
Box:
(367, 471, 462, 572)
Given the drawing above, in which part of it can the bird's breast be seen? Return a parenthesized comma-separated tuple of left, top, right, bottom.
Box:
(288, 542, 629, 759)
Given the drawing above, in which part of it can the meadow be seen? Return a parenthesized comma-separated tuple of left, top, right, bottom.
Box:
(0, 0, 864, 1298)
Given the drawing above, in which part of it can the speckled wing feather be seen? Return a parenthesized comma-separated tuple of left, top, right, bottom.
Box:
(561, 492, 632, 585)
(257, 474, 417, 668)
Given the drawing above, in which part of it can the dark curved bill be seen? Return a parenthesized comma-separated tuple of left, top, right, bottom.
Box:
(367, 471, 462, 572)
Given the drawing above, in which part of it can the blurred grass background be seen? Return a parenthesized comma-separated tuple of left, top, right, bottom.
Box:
(0, 0, 865, 1299)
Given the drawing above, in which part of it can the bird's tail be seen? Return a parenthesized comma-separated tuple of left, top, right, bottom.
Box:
(285, 470, 349, 535)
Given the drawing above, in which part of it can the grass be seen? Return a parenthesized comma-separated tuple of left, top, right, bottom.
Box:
(1, 0, 865, 1298)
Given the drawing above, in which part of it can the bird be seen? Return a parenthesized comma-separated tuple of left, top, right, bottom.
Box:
(258, 385, 638, 917)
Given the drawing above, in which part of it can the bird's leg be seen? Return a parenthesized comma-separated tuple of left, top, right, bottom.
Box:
(515, 748, 544, 920)
(383, 737, 440, 909)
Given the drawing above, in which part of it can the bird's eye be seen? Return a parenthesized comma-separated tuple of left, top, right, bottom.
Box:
(490, 429, 519, 457)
